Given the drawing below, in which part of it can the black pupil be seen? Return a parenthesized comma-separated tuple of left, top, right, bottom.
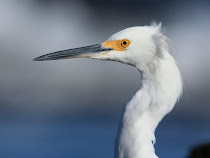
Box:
(123, 41, 127, 45)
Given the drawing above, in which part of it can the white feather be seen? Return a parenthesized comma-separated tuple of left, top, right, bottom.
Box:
(85, 23, 183, 158)
(102, 24, 183, 158)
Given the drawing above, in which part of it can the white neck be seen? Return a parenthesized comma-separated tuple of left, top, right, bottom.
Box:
(114, 52, 183, 158)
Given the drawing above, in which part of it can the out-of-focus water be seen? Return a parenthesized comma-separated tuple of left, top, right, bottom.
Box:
(0, 1, 210, 157)
(0, 119, 209, 158)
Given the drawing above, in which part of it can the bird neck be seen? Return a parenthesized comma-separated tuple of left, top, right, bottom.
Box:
(114, 53, 183, 158)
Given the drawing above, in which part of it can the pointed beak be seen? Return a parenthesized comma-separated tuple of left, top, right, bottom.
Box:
(33, 44, 113, 61)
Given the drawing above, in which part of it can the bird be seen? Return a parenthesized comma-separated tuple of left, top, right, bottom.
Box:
(34, 23, 183, 158)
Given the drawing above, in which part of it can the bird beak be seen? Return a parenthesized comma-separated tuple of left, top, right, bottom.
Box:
(33, 44, 113, 61)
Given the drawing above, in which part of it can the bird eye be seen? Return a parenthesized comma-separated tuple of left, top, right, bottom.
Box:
(102, 39, 130, 51)
(120, 39, 130, 48)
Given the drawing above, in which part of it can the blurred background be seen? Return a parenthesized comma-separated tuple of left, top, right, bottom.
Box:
(0, 0, 210, 158)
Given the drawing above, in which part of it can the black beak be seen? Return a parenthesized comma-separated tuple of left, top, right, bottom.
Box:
(33, 44, 112, 61)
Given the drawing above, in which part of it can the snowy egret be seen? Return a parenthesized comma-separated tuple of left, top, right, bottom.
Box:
(34, 23, 183, 158)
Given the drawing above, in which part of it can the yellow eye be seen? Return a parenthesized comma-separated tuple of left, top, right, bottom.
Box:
(102, 39, 131, 51)
(119, 39, 130, 48)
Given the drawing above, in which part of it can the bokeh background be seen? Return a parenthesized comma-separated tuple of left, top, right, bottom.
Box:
(0, 0, 210, 158)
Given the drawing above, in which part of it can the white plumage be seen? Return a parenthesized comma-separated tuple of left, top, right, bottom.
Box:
(106, 24, 183, 158)
(34, 23, 183, 158)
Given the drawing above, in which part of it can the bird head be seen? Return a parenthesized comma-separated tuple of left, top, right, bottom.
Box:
(34, 23, 163, 69)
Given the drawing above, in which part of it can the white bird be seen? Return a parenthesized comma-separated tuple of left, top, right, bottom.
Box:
(34, 23, 183, 158)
